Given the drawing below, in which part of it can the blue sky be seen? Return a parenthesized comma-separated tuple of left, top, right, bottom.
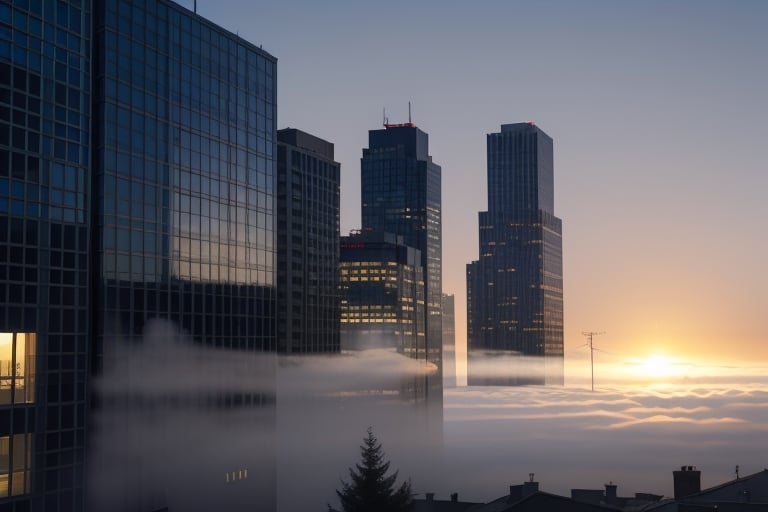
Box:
(186, 0, 768, 362)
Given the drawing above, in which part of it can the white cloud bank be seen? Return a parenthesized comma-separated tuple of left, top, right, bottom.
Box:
(84, 324, 768, 511)
(280, 355, 768, 510)
(441, 376, 768, 504)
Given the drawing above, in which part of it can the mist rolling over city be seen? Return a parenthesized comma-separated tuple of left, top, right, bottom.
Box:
(0, 0, 766, 511)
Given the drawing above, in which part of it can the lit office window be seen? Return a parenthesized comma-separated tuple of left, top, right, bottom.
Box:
(0, 434, 33, 497)
(0, 333, 36, 405)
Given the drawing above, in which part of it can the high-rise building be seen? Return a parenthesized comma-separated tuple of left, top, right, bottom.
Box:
(1, 0, 277, 510)
(358, 120, 443, 438)
(1, 0, 93, 508)
(467, 122, 563, 385)
(360, 123, 442, 386)
(92, 0, 277, 364)
(276, 128, 340, 354)
(442, 293, 456, 388)
(339, 230, 425, 355)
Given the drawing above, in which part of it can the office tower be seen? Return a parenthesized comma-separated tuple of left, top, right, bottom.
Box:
(441, 293, 456, 388)
(360, 122, 442, 386)
(90, 2, 277, 510)
(93, 0, 276, 357)
(1, 0, 92, 509)
(1, 0, 277, 510)
(467, 122, 563, 386)
(339, 230, 425, 355)
(276, 129, 340, 354)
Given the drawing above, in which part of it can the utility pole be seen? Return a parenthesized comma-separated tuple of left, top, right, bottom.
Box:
(581, 331, 604, 391)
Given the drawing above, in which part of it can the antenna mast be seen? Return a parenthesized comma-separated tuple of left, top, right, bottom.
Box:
(581, 331, 605, 391)
(408, 101, 412, 124)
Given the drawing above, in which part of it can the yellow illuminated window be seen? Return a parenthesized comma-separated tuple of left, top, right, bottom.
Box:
(0, 434, 32, 497)
(0, 333, 36, 405)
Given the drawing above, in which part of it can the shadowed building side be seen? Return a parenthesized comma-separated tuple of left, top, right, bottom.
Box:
(276, 128, 340, 354)
(2, 0, 279, 510)
(1, 1, 93, 510)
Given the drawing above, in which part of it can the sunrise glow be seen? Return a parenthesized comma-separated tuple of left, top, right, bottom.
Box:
(635, 354, 679, 378)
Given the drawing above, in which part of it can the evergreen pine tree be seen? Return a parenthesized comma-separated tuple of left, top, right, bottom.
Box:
(336, 428, 413, 512)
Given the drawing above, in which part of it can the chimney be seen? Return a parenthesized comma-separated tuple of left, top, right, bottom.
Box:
(425, 493, 434, 503)
(523, 481, 539, 497)
(450, 493, 458, 503)
(673, 466, 701, 499)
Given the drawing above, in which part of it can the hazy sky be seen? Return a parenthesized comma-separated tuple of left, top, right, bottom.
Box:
(186, 0, 768, 363)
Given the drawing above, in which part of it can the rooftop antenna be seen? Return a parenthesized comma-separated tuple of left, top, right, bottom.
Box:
(582, 331, 605, 391)
(408, 101, 412, 124)
(736, 465, 740, 479)
(194, 0, 197, 13)
(383, 107, 388, 127)
(529, 473, 535, 483)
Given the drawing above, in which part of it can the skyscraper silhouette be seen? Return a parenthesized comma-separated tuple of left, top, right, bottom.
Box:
(467, 123, 563, 385)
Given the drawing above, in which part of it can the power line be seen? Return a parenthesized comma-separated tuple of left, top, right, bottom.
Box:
(581, 331, 605, 391)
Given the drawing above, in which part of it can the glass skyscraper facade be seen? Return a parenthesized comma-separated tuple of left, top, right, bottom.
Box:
(1, 0, 92, 509)
(467, 122, 563, 386)
(1, 0, 277, 509)
(360, 123, 442, 382)
(359, 122, 442, 429)
(93, 0, 276, 357)
(277, 128, 339, 354)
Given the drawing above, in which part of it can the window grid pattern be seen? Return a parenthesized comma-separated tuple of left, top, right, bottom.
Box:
(0, 433, 32, 498)
(467, 123, 563, 386)
(276, 136, 340, 354)
(92, 0, 277, 361)
(1, 0, 91, 509)
(360, 126, 442, 370)
(339, 236, 425, 353)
